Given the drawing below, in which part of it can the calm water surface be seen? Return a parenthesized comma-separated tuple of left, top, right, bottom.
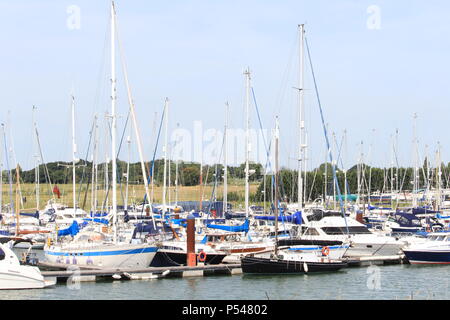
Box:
(2, 249, 449, 300)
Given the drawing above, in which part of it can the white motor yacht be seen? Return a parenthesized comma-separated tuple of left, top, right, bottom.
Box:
(0, 242, 55, 289)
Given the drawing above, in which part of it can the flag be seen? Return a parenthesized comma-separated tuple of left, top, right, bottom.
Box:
(53, 185, 61, 199)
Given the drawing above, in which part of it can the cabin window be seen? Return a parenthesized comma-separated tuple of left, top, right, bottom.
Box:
(322, 226, 372, 235)
(304, 228, 320, 235)
(0, 248, 4, 261)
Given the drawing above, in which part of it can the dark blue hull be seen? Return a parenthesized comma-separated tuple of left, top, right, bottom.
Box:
(403, 250, 450, 264)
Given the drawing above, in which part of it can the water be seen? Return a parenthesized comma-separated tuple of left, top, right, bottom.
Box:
(2, 248, 450, 300)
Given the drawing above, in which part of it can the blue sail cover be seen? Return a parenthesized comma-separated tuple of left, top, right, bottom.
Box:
(20, 212, 40, 219)
(206, 219, 250, 233)
(254, 211, 302, 225)
(82, 218, 109, 225)
(57, 221, 80, 237)
(412, 207, 440, 215)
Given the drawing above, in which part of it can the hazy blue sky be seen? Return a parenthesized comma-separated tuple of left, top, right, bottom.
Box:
(0, 1, 449, 172)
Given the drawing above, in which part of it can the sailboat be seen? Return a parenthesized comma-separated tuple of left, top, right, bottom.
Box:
(241, 26, 349, 274)
(44, 1, 158, 269)
(241, 112, 347, 274)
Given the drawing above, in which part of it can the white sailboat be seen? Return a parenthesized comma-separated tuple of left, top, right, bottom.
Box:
(44, 1, 157, 269)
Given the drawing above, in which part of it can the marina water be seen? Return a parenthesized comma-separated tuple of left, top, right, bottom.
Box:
(1, 248, 449, 300)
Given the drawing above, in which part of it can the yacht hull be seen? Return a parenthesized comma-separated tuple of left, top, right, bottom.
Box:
(150, 251, 226, 267)
(241, 256, 347, 274)
(403, 250, 450, 264)
(44, 244, 158, 268)
(0, 267, 52, 289)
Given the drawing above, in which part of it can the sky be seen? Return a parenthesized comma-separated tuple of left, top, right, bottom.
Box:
(0, 1, 449, 172)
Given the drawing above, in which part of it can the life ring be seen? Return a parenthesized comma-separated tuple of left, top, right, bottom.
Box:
(321, 246, 330, 256)
(198, 251, 207, 262)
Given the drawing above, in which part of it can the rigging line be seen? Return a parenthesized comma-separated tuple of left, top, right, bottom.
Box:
(34, 125, 53, 199)
(251, 87, 278, 206)
(304, 36, 348, 233)
(79, 118, 97, 210)
(101, 109, 131, 212)
(334, 132, 351, 195)
(7, 118, 24, 210)
(205, 131, 226, 219)
(141, 103, 166, 213)
(2, 124, 13, 212)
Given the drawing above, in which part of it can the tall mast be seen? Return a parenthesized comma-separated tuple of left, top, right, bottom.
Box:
(175, 123, 180, 208)
(437, 142, 442, 210)
(297, 23, 305, 212)
(223, 102, 229, 214)
(274, 117, 280, 256)
(71, 95, 77, 215)
(111, 1, 118, 242)
(244, 67, 251, 218)
(199, 151, 203, 211)
(114, 2, 155, 228)
(125, 135, 131, 211)
(32, 106, 39, 211)
(390, 133, 394, 209)
(343, 130, 348, 210)
(162, 98, 169, 216)
(15, 164, 20, 236)
(412, 113, 418, 207)
(91, 115, 98, 214)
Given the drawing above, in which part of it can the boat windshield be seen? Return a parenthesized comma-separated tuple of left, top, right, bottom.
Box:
(322, 226, 372, 235)
(0, 248, 5, 260)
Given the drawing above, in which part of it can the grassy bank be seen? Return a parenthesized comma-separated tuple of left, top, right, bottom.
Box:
(4, 182, 260, 212)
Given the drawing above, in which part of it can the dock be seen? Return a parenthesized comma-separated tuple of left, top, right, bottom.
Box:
(36, 255, 407, 284)
(344, 254, 406, 267)
(39, 262, 242, 283)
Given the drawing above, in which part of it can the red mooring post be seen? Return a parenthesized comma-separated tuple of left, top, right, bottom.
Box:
(186, 214, 196, 266)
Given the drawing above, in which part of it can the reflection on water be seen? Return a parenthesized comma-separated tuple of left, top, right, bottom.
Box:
(1, 248, 449, 300)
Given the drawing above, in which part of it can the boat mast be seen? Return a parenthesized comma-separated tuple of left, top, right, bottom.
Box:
(244, 67, 251, 219)
(175, 123, 180, 208)
(15, 164, 20, 236)
(223, 102, 229, 215)
(297, 23, 305, 213)
(114, 2, 156, 228)
(32, 106, 39, 211)
(90, 115, 98, 214)
(412, 113, 418, 207)
(437, 142, 442, 210)
(71, 95, 77, 215)
(162, 97, 169, 216)
(111, 0, 118, 242)
(274, 117, 280, 256)
(125, 135, 131, 212)
(343, 130, 348, 210)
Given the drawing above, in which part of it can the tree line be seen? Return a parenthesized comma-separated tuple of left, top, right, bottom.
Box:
(5, 157, 449, 203)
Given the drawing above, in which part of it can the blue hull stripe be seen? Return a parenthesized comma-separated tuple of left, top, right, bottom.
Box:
(404, 250, 450, 263)
(45, 247, 158, 257)
(288, 245, 349, 251)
